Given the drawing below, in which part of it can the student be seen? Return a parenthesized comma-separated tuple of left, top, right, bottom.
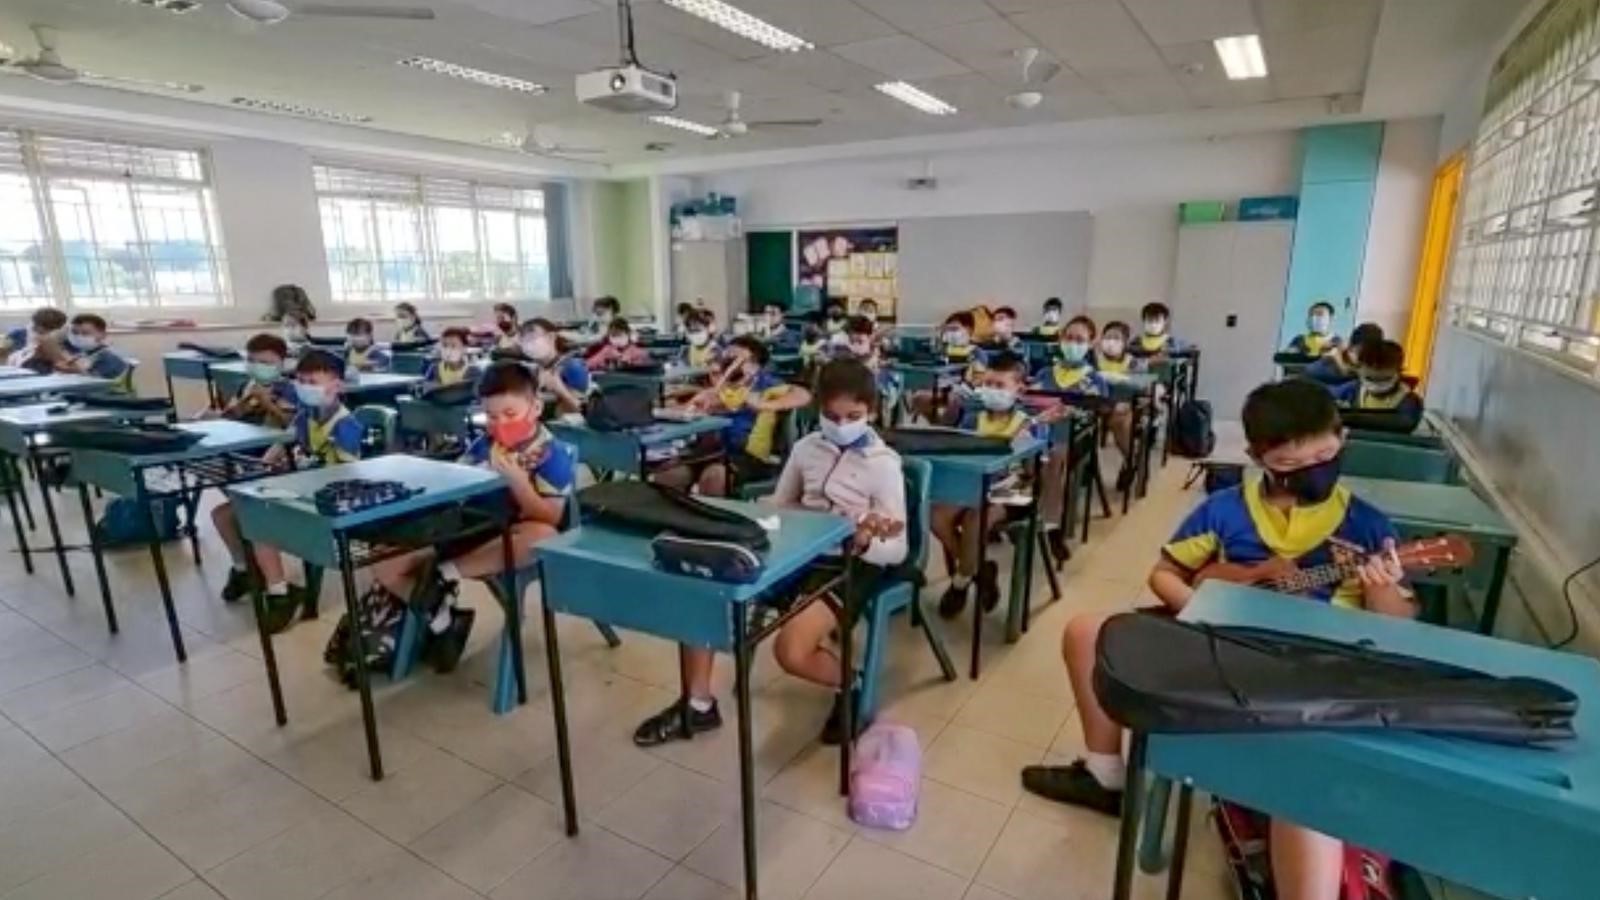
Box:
(1304, 322, 1383, 386)
(1331, 339, 1423, 430)
(1038, 297, 1064, 337)
(491, 303, 520, 351)
(857, 298, 880, 321)
(983, 306, 1023, 352)
(824, 302, 848, 335)
(1287, 301, 1341, 357)
(344, 317, 389, 373)
(1094, 321, 1143, 377)
(585, 319, 652, 371)
(211, 351, 364, 628)
(657, 335, 811, 497)
(59, 314, 133, 389)
(675, 302, 698, 335)
(1035, 315, 1110, 397)
(6, 307, 67, 369)
(633, 359, 907, 747)
(762, 303, 799, 350)
(281, 312, 311, 356)
(797, 322, 827, 367)
(519, 318, 589, 415)
(1021, 378, 1409, 900)
(933, 352, 1047, 618)
(678, 310, 721, 368)
(208, 333, 295, 428)
(1131, 302, 1178, 357)
(371, 362, 575, 664)
(589, 295, 621, 333)
(424, 327, 475, 387)
(843, 314, 901, 413)
(393, 302, 429, 344)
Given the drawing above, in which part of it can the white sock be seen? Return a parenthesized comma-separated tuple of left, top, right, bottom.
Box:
(437, 561, 461, 583)
(428, 600, 452, 635)
(688, 695, 714, 713)
(952, 575, 971, 589)
(1084, 752, 1126, 790)
(266, 581, 289, 597)
(231, 562, 248, 574)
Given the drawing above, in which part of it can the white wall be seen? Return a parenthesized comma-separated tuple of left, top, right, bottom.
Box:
(1084, 205, 1182, 325)
(1357, 116, 1442, 337)
(207, 138, 333, 315)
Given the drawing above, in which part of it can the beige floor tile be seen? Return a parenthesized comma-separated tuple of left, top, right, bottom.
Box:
(515, 734, 661, 818)
(0, 640, 94, 695)
(410, 783, 567, 894)
(340, 745, 501, 843)
(156, 880, 226, 900)
(641, 866, 739, 900)
(857, 779, 1011, 879)
(128, 762, 331, 870)
(0, 793, 140, 893)
(761, 745, 859, 834)
(951, 678, 1073, 749)
(59, 708, 218, 786)
(0, 663, 128, 723)
(922, 724, 1043, 806)
(203, 808, 397, 900)
(0, 755, 96, 827)
(490, 826, 673, 900)
(801, 838, 968, 900)
(595, 763, 738, 860)
(260, 719, 434, 802)
(2, 830, 191, 900)
(963, 885, 1017, 900)
(316, 847, 481, 900)
(20, 681, 177, 752)
(136, 650, 266, 707)
(681, 800, 850, 900)
(975, 807, 1118, 900)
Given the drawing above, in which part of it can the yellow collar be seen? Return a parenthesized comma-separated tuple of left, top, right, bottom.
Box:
(1099, 355, 1130, 374)
(1051, 363, 1090, 387)
(1242, 476, 1351, 558)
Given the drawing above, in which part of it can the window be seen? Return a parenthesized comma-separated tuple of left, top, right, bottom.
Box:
(0, 129, 228, 310)
(313, 164, 554, 304)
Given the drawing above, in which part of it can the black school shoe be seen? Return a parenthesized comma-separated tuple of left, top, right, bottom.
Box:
(220, 567, 258, 603)
(1020, 760, 1123, 817)
(976, 560, 1002, 613)
(258, 587, 306, 635)
(429, 605, 475, 674)
(633, 697, 723, 747)
(1045, 527, 1071, 565)
(937, 582, 969, 619)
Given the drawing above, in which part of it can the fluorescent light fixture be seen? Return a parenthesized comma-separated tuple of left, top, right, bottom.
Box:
(661, 0, 813, 52)
(127, 0, 203, 13)
(649, 115, 721, 137)
(397, 56, 548, 94)
(1213, 34, 1267, 80)
(874, 81, 957, 116)
(230, 96, 373, 124)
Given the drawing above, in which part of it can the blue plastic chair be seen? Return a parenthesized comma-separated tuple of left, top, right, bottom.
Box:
(856, 458, 958, 724)
(352, 404, 399, 458)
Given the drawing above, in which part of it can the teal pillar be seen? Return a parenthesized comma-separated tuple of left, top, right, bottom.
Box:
(1279, 123, 1384, 347)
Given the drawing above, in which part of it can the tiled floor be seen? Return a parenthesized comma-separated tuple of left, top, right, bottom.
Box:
(0, 456, 1239, 899)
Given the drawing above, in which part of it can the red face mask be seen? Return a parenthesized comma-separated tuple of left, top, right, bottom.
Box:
(487, 412, 536, 448)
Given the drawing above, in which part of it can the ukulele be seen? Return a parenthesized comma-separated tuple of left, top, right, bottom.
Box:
(1193, 535, 1474, 594)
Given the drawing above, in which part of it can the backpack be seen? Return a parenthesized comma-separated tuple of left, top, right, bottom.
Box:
(51, 423, 202, 454)
(849, 722, 921, 831)
(1171, 399, 1215, 459)
(96, 497, 181, 548)
(176, 342, 241, 360)
(1213, 800, 1398, 900)
(323, 583, 407, 687)
(579, 481, 771, 550)
(883, 427, 1011, 456)
(1184, 461, 1244, 494)
(584, 384, 656, 432)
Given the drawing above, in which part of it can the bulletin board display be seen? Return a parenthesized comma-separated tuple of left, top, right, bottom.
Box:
(797, 227, 899, 318)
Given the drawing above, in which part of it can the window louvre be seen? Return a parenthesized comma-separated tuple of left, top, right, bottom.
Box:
(0, 130, 24, 173)
(32, 134, 205, 182)
(314, 164, 420, 201)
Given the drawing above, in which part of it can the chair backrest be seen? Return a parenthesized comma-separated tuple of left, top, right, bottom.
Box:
(1342, 440, 1455, 484)
(901, 457, 933, 572)
(352, 404, 398, 457)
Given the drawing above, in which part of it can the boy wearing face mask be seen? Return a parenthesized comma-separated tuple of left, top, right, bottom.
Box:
(1287, 301, 1341, 357)
(633, 360, 907, 747)
(585, 320, 651, 371)
(1305, 322, 1383, 387)
(344, 318, 390, 373)
(7, 307, 67, 370)
(1038, 297, 1064, 338)
(491, 303, 521, 351)
(982, 306, 1023, 353)
(371, 363, 575, 660)
(1330, 340, 1422, 432)
(1036, 315, 1110, 397)
(1131, 301, 1178, 358)
(589, 296, 621, 334)
(424, 327, 475, 387)
(210, 351, 363, 629)
(1022, 379, 1410, 900)
(824, 302, 848, 335)
(392, 302, 429, 344)
(518, 319, 589, 415)
(208, 333, 295, 427)
(281, 312, 311, 356)
(677, 310, 722, 369)
(1092, 321, 1143, 458)
(59, 314, 133, 391)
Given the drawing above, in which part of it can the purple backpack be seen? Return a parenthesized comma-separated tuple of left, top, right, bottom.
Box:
(848, 722, 921, 830)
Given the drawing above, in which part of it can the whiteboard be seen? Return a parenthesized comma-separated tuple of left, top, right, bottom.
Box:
(897, 211, 1092, 323)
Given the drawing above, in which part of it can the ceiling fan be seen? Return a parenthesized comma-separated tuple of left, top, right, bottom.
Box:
(1, 25, 202, 92)
(1005, 47, 1062, 110)
(494, 125, 604, 159)
(225, 0, 436, 25)
(712, 90, 821, 139)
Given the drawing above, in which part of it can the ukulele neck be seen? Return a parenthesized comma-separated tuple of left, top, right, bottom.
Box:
(1267, 560, 1359, 594)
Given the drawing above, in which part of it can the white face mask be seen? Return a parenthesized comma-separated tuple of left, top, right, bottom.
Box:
(945, 330, 970, 348)
(525, 335, 555, 360)
(284, 326, 306, 342)
(828, 331, 849, 347)
(295, 382, 331, 409)
(688, 330, 710, 348)
(1044, 309, 1061, 324)
(1143, 319, 1166, 337)
(1100, 337, 1125, 358)
(820, 417, 870, 447)
(608, 335, 630, 349)
(976, 386, 1017, 412)
(1309, 313, 1332, 335)
(440, 346, 465, 364)
(67, 332, 99, 352)
(349, 335, 373, 351)
(247, 361, 282, 384)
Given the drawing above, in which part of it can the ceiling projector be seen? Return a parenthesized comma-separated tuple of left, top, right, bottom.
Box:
(577, 64, 677, 113)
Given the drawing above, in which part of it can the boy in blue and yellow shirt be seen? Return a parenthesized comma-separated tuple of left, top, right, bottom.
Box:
(1330, 339, 1423, 433)
(1305, 322, 1383, 386)
(1286, 301, 1342, 357)
(1022, 378, 1411, 900)
(209, 333, 296, 429)
(423, 327, 475, 387)
(1037, 297, 1064, 337)
(211, 350, 364, 630)
(344, 317, 390, 373)
(60, 314, 134, 391)
(1035, 315, 1110, 397)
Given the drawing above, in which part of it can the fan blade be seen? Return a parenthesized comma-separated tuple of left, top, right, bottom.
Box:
(746, 118, 822, 128)
(552, 146, 603, 155)
(82, 72, 203, 93)
(1026, 60, 1063, 86)
(298, 4, 437, 20)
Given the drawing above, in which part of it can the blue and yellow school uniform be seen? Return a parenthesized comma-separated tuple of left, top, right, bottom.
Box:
(1288, 332, 1341, 356)
(679, 341, 721, 369)
(1304, 351, 1360, 386)
(394, 321, 430, 343)
(1036, 322, 1062, 338)
(79, 346, 133, 391)
(345, 344, 391, 373)
(1163, 477, 1398, 608)
(1330, 381, 1424, 419)
(423, 358, 475, 387)
(541, 353, 592, 394)
(956, 406, 1047, 444)
(462, 426, 577, 501)
(1130, 334, 1177, 358)
(229, 379, 296, 424)
(1035, 360, 1110, 396)
(944, 344, 990, 385)
(291, 405, 364, 465)
(1094, 353, 1144, 377)
(716, 369, 789, 459)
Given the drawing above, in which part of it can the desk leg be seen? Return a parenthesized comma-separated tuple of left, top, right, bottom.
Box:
(2, 456, 31, 575)
(243, 540, 288, 726)
(732, 602, 760, 900)
(1479, 547, 1511, 635)
(1111, 732, 1148, 900)
(337, 535, 383, 780)
(1164, 784, 1195, 900)
(501, 519, 527, 706)
(1121, 408, 1139, 516)
(164, 371, 177, 410)
(146, 506, 187, 663)
(539, 575, 579, 836)
(838, 555, 855, 797)
(76, 485, 116, 634)
(11, 457, 35, 531)
(969, 475, 991, 681)
(31, 450, 75, 597)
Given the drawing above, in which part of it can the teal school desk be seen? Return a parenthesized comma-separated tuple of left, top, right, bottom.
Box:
(161, 349, 229, 409)
(547, 414, 730, 477)
(0, 365, 33, 380)
(1114, 581, 1600, 900)
(211, 363, 423, 406)
(0, 373, 112, 403)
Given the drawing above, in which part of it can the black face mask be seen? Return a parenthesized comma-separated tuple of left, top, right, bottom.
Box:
(1264, 452, 1343, 505)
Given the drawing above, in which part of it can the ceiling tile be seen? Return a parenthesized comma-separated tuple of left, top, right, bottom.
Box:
(1259, 0, 1382, 35)
(673, 61, 819, 102)
(989, 0, 1117, 12)
(1009, 3, 1165, 72)
(629, 1, 775, 61)
(852, 0, 997, 32)
(1120, 0, 1259, 46)
(832, 34, 970, 80)
(448, 0, 602, 27)
(754, 49, 887, 94)
(733, 0, 901, 48)
(914, 17, 1038, 73)
(1265, 24, 1372, 98)
(542, 10, 745, 74)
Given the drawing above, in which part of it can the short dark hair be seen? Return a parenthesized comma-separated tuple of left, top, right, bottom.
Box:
(816, 359, 878, 408)
(845, 315, 876, 337)
(31, 307, 66, 331)
(1103, 320, 1130, 339)
(346, 317, 373, 335)
(944, 311, 976, 331)
(691, 309, 716, 328)
(993, 306, 1018, 319)
(1309, 301, 1336, 316)
(439, 326, 470, 344)
(1044, 297, 1062, 311)
(295, 349, 344, 379)
(1242, 379, 1340, 452)
(477, 361, 539, 399)
(728, 334, 769, 366)
(1064, 315, 1097, 339)
(1360, 339, 1405, 372)
(493, 303, 517, 318)
(394, 302, 419, 317)
(593, 296, 620, 314)
(607, 319, 633, 337)
(245, 333, 288, 358)
(986, 351, 1028, 378)
(676, 302, 696, 318)
(522, 317, 557, 335)
(70, 313, 107, 332)
(1140, 302, 1170, 321)
(1350, 322, 1384, 349)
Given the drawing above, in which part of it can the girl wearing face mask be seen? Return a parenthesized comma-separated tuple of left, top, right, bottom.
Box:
(590, 296, 621, 333)
(392, 302, 429, 344)
(281, 312, 311, 354)
(1287, 301, 1342, 357)
(1037, 316, 1109, 397)
(678, 311, 721, 369)
(515, 318, 589, 416)
(585, 320, 650, 371)
(491, 303, 520, 350)
(424, 327, 475, 387)
(1038, 297, 1064, 338)
(1094, 321, 1142, 377)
